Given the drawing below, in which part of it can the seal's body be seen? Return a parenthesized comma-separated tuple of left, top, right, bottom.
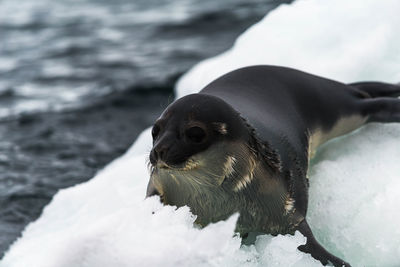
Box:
(147, 66, 400, 266)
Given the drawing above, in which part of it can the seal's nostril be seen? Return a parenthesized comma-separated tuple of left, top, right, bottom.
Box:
(154, 144, 169, 161)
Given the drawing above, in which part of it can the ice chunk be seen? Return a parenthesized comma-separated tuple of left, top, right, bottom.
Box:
(307, 124, 400, 266)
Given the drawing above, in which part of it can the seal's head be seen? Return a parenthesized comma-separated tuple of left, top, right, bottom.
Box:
(149, 94, 249, 169)
(146, 94, 256, 225)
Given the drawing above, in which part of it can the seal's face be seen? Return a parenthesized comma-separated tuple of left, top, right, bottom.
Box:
(148, 107, 216, 171)
(146, 94, 252, 224)
(148, 94, 247, 169)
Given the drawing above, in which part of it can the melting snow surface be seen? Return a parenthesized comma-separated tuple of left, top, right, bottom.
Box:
(2, 0, 400, 266)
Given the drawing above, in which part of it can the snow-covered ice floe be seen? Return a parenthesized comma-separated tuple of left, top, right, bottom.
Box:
(2, 0, 400, 266)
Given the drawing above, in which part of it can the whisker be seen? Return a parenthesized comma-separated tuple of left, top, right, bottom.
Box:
(145, 157, 154, 173)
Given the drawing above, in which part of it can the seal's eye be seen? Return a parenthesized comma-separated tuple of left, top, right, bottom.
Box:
(185, 126, 206, 143)
(152, 124, 160, 139)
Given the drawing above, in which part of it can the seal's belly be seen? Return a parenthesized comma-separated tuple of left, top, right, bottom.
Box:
(308, 114, 367, 159)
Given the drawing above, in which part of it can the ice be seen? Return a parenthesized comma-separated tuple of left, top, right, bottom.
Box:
(0, 151, 319, 267)
(2, 0, 400, 266)
(307, 124, 400, 266)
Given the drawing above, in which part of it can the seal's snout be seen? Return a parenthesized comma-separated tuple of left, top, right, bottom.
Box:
(150, 143, 170, 166)
(149, 148, 157, 165)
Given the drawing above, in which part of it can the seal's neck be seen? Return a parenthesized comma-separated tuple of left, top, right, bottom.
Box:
(240, 116, 281, 174)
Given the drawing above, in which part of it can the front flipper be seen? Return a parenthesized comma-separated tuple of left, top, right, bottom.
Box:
(297, 220, 351, 267)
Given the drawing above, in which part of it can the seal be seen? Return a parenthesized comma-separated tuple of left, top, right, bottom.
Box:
(146, 65, 400, 266)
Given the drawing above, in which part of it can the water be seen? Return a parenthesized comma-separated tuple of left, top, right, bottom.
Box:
(0, 0, 288, 257)
(0, 0, 286, 118)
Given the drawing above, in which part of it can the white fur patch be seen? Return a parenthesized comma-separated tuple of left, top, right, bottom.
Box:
(233, 174, 254, 192)
(213, 122, 228, 135)
(233, 156, 257, 192)
(284, 197, 295, 214)
(219, 123, 228, 135)
(183, 158, 200, 170)
(223, 156, 237, 177)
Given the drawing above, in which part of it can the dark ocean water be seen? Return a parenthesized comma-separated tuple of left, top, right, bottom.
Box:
(0, 0, 288, 118)
(0, 0, 291, 257)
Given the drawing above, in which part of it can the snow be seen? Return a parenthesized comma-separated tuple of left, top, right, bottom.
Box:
(2, 0, 400, 266)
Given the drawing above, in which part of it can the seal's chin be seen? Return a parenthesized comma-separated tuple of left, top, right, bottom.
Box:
(147, 157, 202, 202)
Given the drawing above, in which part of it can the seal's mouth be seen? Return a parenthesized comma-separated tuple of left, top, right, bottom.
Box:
(151, 158, 200, 171)
(156, 160, 172, 169)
